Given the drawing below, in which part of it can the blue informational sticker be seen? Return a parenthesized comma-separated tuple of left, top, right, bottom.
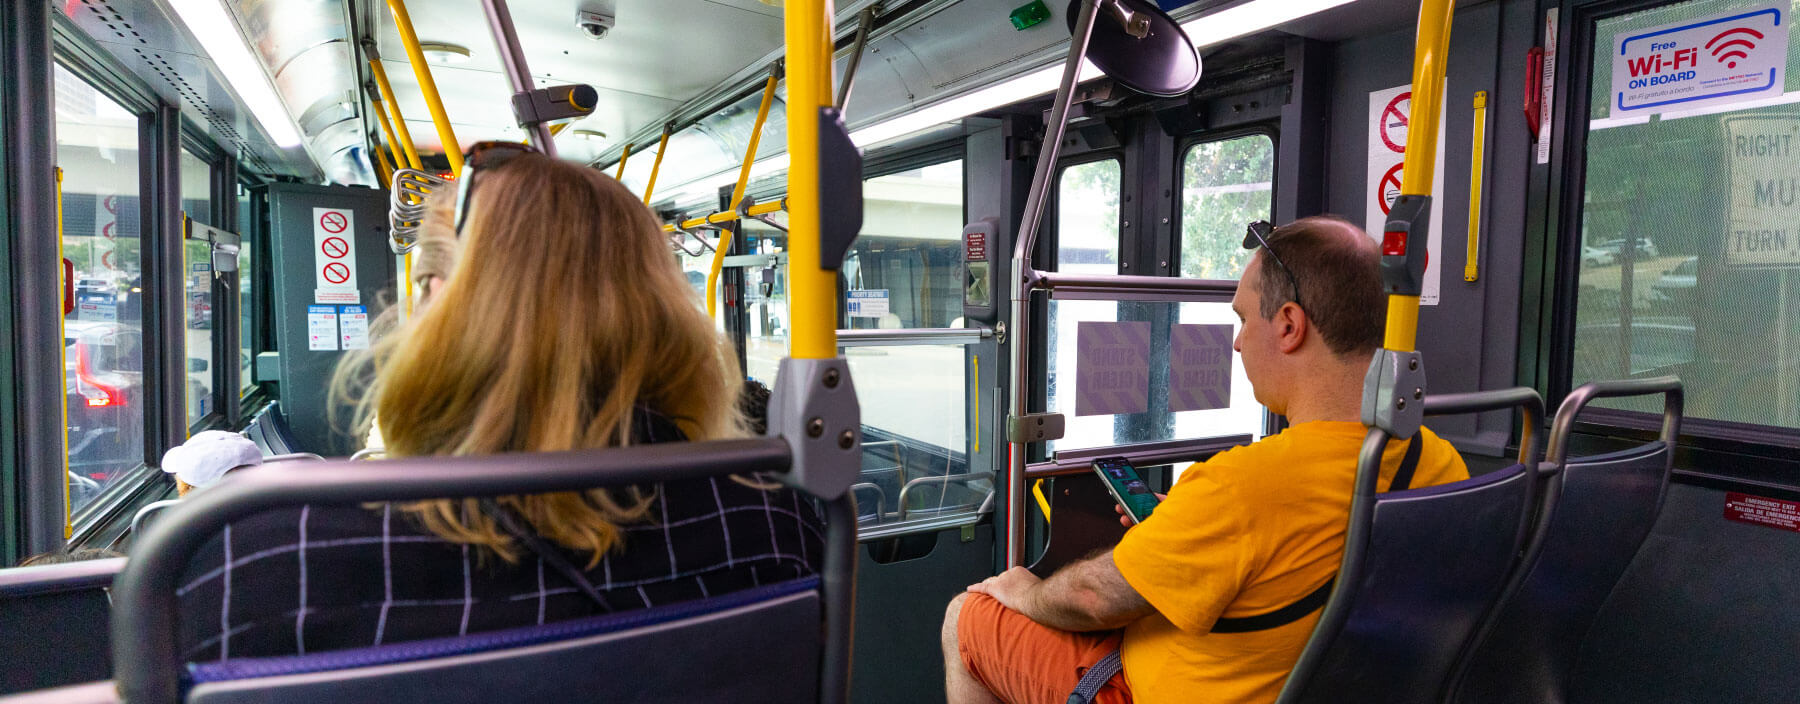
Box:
(1611, 4, 1789, 117)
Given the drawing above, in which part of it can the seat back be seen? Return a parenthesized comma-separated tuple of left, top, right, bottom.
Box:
(1278, 388, 1544, 704)
(185, 578, 822, 704)
(110, 437, 858, 704)
(0, 558, 126, 694)
(1449, 377, 1681, 704)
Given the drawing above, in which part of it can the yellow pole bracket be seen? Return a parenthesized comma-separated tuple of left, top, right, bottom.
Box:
(704, 71, 781, 320)
(1465, 90, 1487, 283)
(385, 0, 464, 176)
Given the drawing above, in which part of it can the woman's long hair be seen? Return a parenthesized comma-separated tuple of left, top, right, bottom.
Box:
(351, 154, 745, 565)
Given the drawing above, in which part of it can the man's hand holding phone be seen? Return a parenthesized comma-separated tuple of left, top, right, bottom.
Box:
(1115, 494, 1167, 528)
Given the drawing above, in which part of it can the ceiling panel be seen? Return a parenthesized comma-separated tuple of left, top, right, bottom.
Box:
(369, 0, 784, 157)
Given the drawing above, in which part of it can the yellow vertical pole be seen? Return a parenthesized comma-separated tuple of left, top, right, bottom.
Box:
(385, 0, 465, 176)
(55, 167, 71, 537)
(368, 86, 410, 173)
(369, 60, 422, 170)
(1384, 0, 1456, 353)
(373, 141, 396, 186)
(705, 73, 780, 319)
(786, 1, 837, 360)
(642, 123, 673, 204)
(613, 143, 633, 180)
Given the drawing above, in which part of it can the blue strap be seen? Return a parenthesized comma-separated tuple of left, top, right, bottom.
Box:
(1066, 649, 1123, 704)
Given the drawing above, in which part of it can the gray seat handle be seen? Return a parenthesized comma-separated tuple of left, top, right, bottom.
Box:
(1547, 377, 1683, 467)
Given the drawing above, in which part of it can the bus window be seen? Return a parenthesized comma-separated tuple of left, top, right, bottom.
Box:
(1049, 159, 1122, 451)
(741, 215, 788, 385)
(1572, 1, 1800, 430)
(851, 160, 965, 329)
(1180, 134, 1274, 280)
(181, 148, 214, 427)
(55, 63, 146, 514)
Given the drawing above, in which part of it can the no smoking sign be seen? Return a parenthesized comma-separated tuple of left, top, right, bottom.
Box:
(312, 207, 359, 301)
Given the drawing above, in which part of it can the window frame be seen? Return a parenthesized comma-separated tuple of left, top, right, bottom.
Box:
(1172, 126, 1280, 285)
(1544, 0, 1800, 453)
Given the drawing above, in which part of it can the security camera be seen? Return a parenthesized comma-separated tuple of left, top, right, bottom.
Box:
(577, 10, 614, 39)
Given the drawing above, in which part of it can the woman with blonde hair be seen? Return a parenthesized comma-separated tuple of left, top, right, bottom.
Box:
(174, 149, 823, 661)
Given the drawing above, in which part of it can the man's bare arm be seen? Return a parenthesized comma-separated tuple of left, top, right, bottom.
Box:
(967, 550, 1156, 632)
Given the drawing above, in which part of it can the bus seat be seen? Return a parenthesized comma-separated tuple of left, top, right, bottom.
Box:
(1448, 377, 1681, 704)
(0, 558, 126, 695)
(243, 403, 299, 456)
(181, 577, 821, 704)
(1278, 388, 1544, 704)
(109, 437, 857, 704)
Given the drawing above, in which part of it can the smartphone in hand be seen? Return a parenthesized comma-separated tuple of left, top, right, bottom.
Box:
(1093, 456, 1160, 525)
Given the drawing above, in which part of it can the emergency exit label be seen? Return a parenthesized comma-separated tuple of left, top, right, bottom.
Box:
(1725, 117, 1800, 268)
(1611, 4, 1789, 117)
(1724, 492, 1800, 533)
(313, 207, 360, 303)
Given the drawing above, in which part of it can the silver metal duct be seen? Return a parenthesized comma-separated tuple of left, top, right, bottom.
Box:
(232, 0, 370, 185)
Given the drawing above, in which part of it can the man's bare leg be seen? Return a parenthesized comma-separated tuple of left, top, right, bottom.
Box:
(943, 592, 1003, 704)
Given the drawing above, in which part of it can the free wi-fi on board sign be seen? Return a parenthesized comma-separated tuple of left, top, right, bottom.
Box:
(1611, 4, 1790, 117)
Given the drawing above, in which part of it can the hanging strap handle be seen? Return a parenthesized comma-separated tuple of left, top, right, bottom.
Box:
(478, 498, 613, 611)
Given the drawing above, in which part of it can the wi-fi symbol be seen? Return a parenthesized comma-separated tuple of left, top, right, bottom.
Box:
(1706, 27, 1765, 69)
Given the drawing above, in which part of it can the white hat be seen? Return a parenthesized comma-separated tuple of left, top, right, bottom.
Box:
(161, 430, 263, 490)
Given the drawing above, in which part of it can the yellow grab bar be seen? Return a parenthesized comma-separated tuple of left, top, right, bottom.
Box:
(56, 166, 72, 537)
(1465, 90, 1487, 283)
(613, 142, 632, 180)
(664, 198, 786, 232)
(704, 72, 780, 319)
(1032, 479, 1052, 521)
(386, 0, 464, 176)
(368, 58, 422, 170)
(372, 140, 396, 185)
(1384, 0, 1457, 353)
(642, 123, 673, 204)
(786, 0, 838, 360)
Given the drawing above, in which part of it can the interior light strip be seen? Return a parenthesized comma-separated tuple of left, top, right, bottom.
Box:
(166, 0, 304, 147)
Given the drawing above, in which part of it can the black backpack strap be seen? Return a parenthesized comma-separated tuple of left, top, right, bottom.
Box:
(478, 498, 613, 612)
(1208, 577, 1335, 634)
(1066, 649, 1124, 704)
(1390, 434, 1424, 493)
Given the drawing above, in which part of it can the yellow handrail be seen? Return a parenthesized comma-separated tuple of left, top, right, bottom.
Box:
(704, 73, 780, 319)
(1465, 90, 1487, 283)
(55, 166, 71, 538)
(1385, 0, 1456, 353)
(613, 143, 633, 181)
(642, 124, 673, 204)
(372, 140, 396, 185)
(368, 59, 422, 170)
(786, 1, 837, 360)
(663, 198, 786, 233)
(385, 0, 464, 177)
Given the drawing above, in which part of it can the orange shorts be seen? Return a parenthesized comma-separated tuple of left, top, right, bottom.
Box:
(956, 592, 1132, 704)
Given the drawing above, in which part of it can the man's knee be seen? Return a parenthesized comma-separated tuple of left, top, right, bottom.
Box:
(943, 591, 973, 654)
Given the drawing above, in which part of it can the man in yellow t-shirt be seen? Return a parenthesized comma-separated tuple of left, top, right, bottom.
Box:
(942, 216, 1469, 704)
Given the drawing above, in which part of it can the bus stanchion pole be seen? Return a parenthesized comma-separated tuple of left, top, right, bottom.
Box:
(1004, 0, 1103, 568)
(705, 69, 780, 320)
(643, 122, 673, 204)
(1362, 0, 1455, 442)
(386, 0, 464, 176)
